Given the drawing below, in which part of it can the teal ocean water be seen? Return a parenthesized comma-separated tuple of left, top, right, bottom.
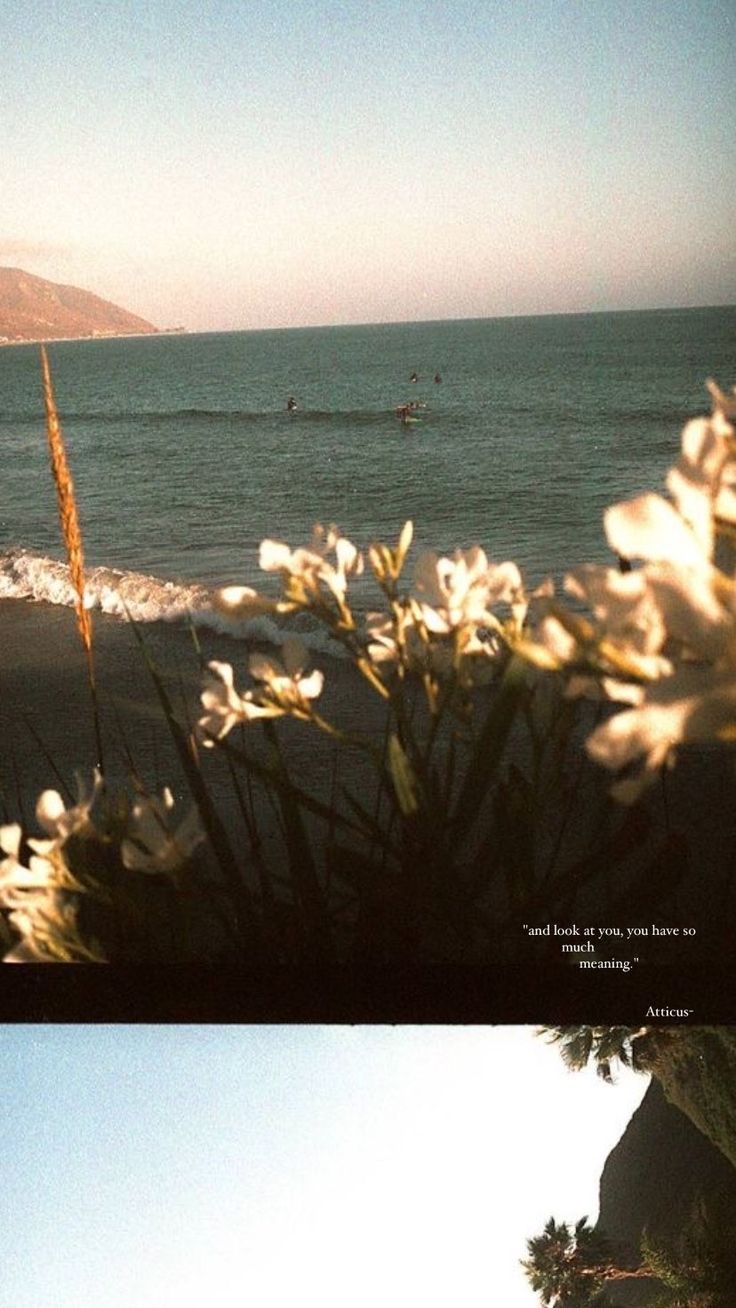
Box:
(0, 306, 734, 647)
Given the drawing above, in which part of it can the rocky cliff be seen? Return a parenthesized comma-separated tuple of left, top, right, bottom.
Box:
(595, 1079, 736, 1305)
(0, 266, 158, 342)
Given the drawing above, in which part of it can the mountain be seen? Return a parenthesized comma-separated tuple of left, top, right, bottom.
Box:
(595, 1080, 736, 1306)
(0, 267, 158, 342)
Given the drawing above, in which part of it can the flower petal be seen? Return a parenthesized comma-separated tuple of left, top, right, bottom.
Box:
(0, 824, 22, 859)
(35, 791, 66, 835)
(297, 669, 324, 701)
(604, 494, 705, 566)
(259, 540, 293, 571)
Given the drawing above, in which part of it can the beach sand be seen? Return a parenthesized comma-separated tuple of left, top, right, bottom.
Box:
(0, 596, 384, 866)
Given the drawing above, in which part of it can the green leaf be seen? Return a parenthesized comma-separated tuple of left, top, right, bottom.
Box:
(387, 733, 420, 816)
(450, 653, 529, 842)
(494, 762, 535, 909)
(342, 788, 398, 855)
(261, 722, 334, 961)
(219, 737, 369, 842)
(126, 613, 259, 953)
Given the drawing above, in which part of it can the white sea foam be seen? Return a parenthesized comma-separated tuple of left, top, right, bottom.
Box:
(0, 548, 346, 657)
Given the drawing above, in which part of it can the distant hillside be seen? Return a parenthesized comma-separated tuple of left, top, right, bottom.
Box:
(0, 267, 158, 342)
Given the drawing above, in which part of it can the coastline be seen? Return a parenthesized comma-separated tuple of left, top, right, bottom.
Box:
(0, 328, 187, 349)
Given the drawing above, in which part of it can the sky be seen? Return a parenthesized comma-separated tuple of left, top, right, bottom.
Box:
(0, 1025, 648, 1308)
(2, 0, 734, 330)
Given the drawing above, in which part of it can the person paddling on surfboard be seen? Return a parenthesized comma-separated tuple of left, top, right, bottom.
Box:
(286, 396, 298, 412)
(396, 402, 423, 427)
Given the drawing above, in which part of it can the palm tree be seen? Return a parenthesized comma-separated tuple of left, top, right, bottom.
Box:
(523, 1199, 736, 1308)
(522, 1215, 650, 1306)
(539, 1026, 656, 1083)
(538, 1027, 736, 1169)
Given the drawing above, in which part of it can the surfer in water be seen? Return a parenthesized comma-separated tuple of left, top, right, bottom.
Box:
(396, 400, 426, 426)
(409, 371, 419, 383)
(434, 372, 442, 383)
(286, 396, 298, 412)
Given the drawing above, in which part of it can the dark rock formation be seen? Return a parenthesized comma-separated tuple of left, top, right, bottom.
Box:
(595, 1079, 736, 1305)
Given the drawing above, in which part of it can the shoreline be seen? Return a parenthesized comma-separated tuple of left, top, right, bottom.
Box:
(0, 329, 188, 349)
(0, 594, 381, 815)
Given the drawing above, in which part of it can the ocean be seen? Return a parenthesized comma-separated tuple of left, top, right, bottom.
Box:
(1, 305, 734, 653)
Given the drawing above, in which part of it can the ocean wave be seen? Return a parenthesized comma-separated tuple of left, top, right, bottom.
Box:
(0, 406, 413, 427)
(0, 548, 346, 657)
(0, 406, 266, 425)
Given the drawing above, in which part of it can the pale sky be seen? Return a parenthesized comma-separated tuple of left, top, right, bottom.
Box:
(2, 0, 734, 330)
(0, 1026, 648, 1308)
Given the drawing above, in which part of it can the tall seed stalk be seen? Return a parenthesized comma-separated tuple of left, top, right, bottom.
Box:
(40, 345, 104, 769)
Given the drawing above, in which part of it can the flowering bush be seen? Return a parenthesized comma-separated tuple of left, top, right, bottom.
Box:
(0, 774, 204, 961)
(200, 377, 736, 808)
(2, 377, 734, 962)
(523, 379, 736, 800)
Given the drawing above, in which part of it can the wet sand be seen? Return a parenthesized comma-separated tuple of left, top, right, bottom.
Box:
(0, 597, 382, 830)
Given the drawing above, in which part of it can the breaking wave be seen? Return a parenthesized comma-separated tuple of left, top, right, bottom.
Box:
(0, 548, 346, 657)
(0, 406, 407, 427)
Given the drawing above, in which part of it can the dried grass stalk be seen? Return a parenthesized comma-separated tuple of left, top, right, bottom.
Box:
(40, 345, 92, 651)
(40, 345, 103, 767)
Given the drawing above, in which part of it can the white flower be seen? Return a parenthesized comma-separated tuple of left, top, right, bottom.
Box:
(413, 548, 521, 634)
(259, 525, 363, 604)
(214, 586, 281, 618)
(707, 377, 736, 423)
(331, 536, 364, 599)
(0, 825, 52, 907)
(366, 603, 501, 693)
(571, 380, 736, 796)
(368, 520, 414, 585)
(566, 565, 667, 656)
(646, 566, 735, 661)
(3, 892, 66, 962)
(259, 538, 321, 575)
(365, 611, 402, 665)
(365, 606, 456, 679)
(587, 523, 735, 669)
(0, 820, 96, 961)
(538, 565, 672, 692)
(605, 381, 736, 570)
(666, 416, 730, 555)
(121, 789, 205, 875)
(248, 637, 324, 710)
(671, 381, 736, 541)
(519, 612, 580, 671)
(586, 660, 736, 802)
(604, 493, 707, 568)
(0, 823, 69, 910)
(197, 641, 325, 743)
(0, 824, 22, 863)
(198, 660, 253, 744)
(3, 890, 98, 963)
(31, 770, 104, 849)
